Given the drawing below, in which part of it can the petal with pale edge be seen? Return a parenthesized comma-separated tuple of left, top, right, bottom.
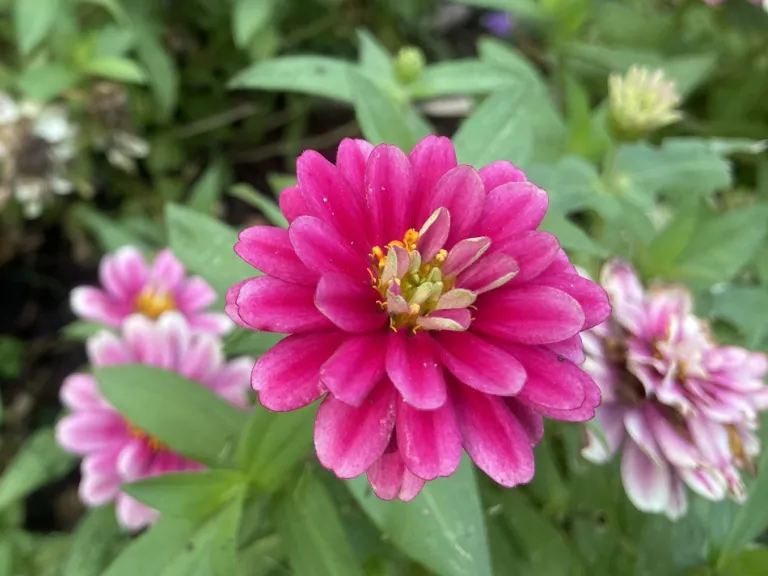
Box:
(457, 253, 519, 294)
(367, 451, 426, 502)
(621, 440, 672, 514)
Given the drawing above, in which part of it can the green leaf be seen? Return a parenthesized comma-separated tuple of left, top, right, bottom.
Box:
(124, 471, 246, 520)
(453, 88, 533, 168)
(132, 25, 178, 118)
(188, 159, 230, 215)
(228, 184, 287, 228)
(640, 202, 700, 278)
(662, 53, 717, 97)
(541, 213, 608, 257)
(13, 0, 60, 55)
(60, 321, 107, 341)
(232, 0, 274, 48)
(0, 428, 76, 511)
(347, 69, 416, 149)
(719, 548, 768, 576)
(451, 0, 540, 19)
(277, 472, 364, 576)
(229, 56, 353, 102)
(0, 540, 11, 576)
(210, 493, 245, 576)
(16, 63, 80, 101)
(84, 56, 147, 83)
(711, 286, 768, 345)
(348, 456, 493, 576)
(63, 507, 126, 576)
(223, 329, 283, 357)
(357, 29, 394, 83)
(75, 0, 127, 22)
(72, 203, 152, 253)
(634, 513, 708, 576)
(410, 60, 513, 100)
(237, 405, 314, 491)
(165, 203, 255, 302)
(95, 365, 248, 467)
(266, 173, 297, 195)
(237, 534, 285, 575)
(525, 157, 610, 216)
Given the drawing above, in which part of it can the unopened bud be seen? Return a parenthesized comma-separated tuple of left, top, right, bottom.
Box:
(394, 46, 426, 85)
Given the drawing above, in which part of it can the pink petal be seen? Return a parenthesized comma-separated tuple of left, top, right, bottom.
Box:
(386, 331, 447, 410)
(314, 381, 397, 478)
(187, 312, 233, 336)
(419, 166, 485, 247)
(418, 309, 472, 331)
(79, 472, 120, 506)
(321, 332, 387, 407)
(122, 315, 164, 366)
(475, 182, 548, 241)
(546, 334, 585, 365)
(336, 138, 374, 195)
(505, 343, 586, 409)
(235, 226, 318, 285)
(530, 273, 610, 330)
(645, 404, 700, 468)
(116, 439, 153, 481)
(315, 273, 387, 333)
(210, 356, 252, 408)
(457, 253, 519, 294)
(494, 231, 560, 283)
(434, 331, 526, 395)
(252, 332, 346, 411)
(98, 246, 148, 300)
(175, 276, 217, 311)
(86, 330, 133, 367)
(179, 333, 224, 385)
(667, 476, 688, 521)
(532, 375, 601, 422)
(61, 373, 110, 411)
(679, 468, 727, 501)
(70, 287, 131, 328)
(289, 216, 370, 278)
(225, 280, 249, 328)
(623, 407, 664, 465)
(82, 447, 121, 478)
(442, 237, 491, 277)
(505, 399, 544, 446)
(155, 312, 191, 363)
(149, 249, 185, 291)
(364, 144, 414, 246)
(478, 160, 527, 192)
(396, 396, 462, 480)
(453, 381, 535, 487)
(600, 260, 646, 333)
(56, 413, 129, 455)
(620, 440, 672, 514)
(473, 285, 586, 345)
(409, 135, 457, 214)
(542, 249, 576, 275)
(297, 150, 370, 247)
(279, 186, 309, 223)
(416, 207, 451, 262)
(116, 493, 159, 531)
(235, 276, 334, 333)
(367, 450, 425, 502)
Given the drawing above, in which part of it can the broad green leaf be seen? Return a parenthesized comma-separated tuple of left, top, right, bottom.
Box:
(210, 493, 245, 576)
(357, 29, 394, 83)
(0, 540, 11, 576)
(16, 63, 80, 101)
(719, 548, 768, 576)
(348, 456, 493, 576)
(541, 213, 608, 257)
(63, 507, 126, 576)
(131, 22, 178, 118)
(410, 60, 513, 100)
(84, 57, 147, 84)
(229, 56, 353, 102)
(453, 87, 533, 168)
(634, 513, 708, 576)
(0, 428, 75, 511)
(60, 321, 108, 341)
(188, 159, 230, 215)
(706, 138, 767, 156)
(565, 42, 663, 74)
(662, 53, 717, 97)
(72, 203, 152, 253)
(640, 202, 700, 278)
(165, 203, 255, 302)
(237, 405, 315, 491)
(278, 472, 364, 576)
(347, 69, 416, 150)
(223, 329, 283, 357)
(94, 25, 135, 57)
(232, 0, 274, 48)
(13, 0, 60, 54)
(526, 157, 612, 216)
(711, 286, 768, 345)
(95, 365, 248, 467)
(123, 471, 247, 520)
(228, 184, 287, 228)
(238, 534, 285, 575)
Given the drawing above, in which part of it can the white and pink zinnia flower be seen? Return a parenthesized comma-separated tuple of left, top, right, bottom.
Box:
(70, 247, 231, 335)
(582, 260, 768, 520)
(55, 312, 251, 530)
(226, 135, 611, 500)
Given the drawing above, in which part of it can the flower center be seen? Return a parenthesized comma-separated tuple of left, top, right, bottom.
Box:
(135, 287, 176, 320)
(127, 421, 164, 452)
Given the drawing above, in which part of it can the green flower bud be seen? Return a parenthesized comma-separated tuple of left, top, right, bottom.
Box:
(394, 46, 426, 85)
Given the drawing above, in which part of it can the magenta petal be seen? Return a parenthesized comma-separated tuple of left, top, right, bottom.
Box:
(494, 231, 561, 283)
(473, 285, 585, 344)
(420, 166, 485, 247)
(314, 381, 397, 478)
(149, 249, 185, 291)
(116, 439, 152, 481)
(418, 309, 472, 331)
(235, 226, 318, 285)
(453, 382, 535, 487)
(336, 138, 374, 195)
(253, 332, 346, 411)
(289, 216, 371, 278)
(416, 207, 451, 262)
(506, 343, 586, 409)
(367, 451, 425, 502)
(478, 160, 527, 192)
(60, 374, 109, 411)
(409, 135, 457, 211)
(364, 144, 414, 245)
(476, 182, 548, 241)
(297, 150, 369, 245)
(225, 280, 248, 328)
(530, 374, 601, 422)
(79, 472, 120, 506)
(56, 413, 128, 454)
(70, 287, 130, 328)
(621, 440, 672, 514)
(279, 186, 309, 223)
(321, 332, 387, 407)
(236, 276, 334, 333)
(434, 331, 526, 395)
(386, 331, 447, 410)
(530, 273, 611, 330)
(505, 399, 544, 446)
(546, 334, 586, 364)
(315, 273, 387, 333)
(457, 253, 519, 294)
(396, 396, 462, 480)
(98, 246, 148, 300)
(442, 237, 491, 277)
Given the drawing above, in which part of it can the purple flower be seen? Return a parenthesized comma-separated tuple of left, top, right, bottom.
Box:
(481, 12, 514, 37)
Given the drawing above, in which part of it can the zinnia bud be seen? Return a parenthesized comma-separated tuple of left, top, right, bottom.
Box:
(394, 46, 426, 85)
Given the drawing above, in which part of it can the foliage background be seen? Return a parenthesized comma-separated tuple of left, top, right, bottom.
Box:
(1, 0, 768, 574)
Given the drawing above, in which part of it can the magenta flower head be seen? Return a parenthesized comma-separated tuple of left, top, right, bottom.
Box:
(70, 247, 232, 335)
(582, 260, 768, 520)
(55, 312, 251, 530)
(225, 135, 611, 500)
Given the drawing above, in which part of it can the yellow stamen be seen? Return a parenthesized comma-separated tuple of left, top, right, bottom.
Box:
(135, 287, 176, 320)
(127, 422, 164, 452)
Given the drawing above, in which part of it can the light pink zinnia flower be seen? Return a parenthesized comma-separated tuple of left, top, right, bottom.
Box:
(226, 135, 611, 500)
(55, 312, 251, 530)
(582, 260, 768, 520)
(70, 247, 232, 335)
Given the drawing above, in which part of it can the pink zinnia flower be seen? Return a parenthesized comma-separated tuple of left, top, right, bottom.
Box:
(70, 247, 232, 335)
(55, 312, 251, 530)
(226, 135, 611, 500)
(582, 260, 768, 520)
